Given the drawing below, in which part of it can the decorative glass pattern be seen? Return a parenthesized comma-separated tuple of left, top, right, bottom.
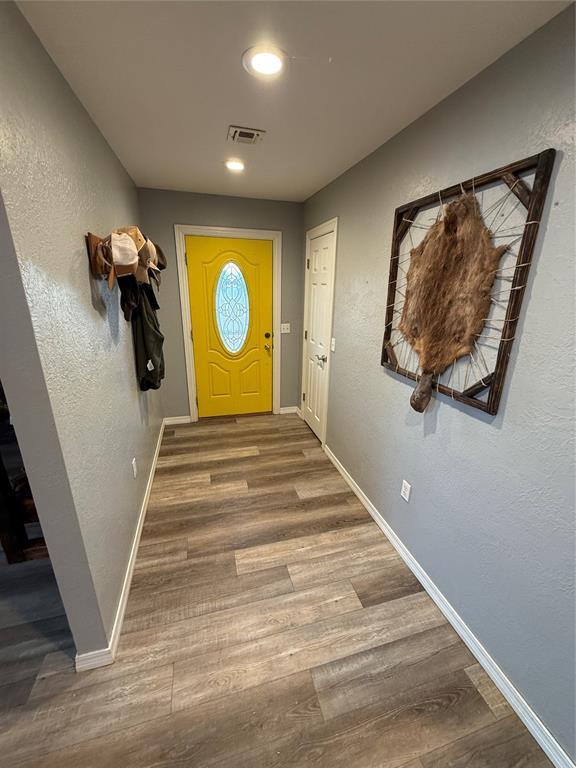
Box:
(215, 261, 250, 353)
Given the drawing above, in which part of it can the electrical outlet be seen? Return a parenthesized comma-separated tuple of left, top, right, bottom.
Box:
(400, 479, 411, 502)
(132, 457, 138, 479)
(330, 337, 336, 352)
(280, 323, 291, 334)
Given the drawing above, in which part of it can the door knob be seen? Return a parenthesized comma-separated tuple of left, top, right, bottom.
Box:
(316, 354, 327, 363)
(264, 344, 271, 351)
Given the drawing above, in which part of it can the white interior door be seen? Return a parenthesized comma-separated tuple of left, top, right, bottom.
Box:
(301, 222, 337, 442)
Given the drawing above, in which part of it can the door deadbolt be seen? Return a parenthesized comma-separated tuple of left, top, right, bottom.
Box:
(264, 332, 271, 338)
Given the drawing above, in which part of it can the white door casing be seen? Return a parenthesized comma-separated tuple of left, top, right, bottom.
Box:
(301, 219, 338, 442)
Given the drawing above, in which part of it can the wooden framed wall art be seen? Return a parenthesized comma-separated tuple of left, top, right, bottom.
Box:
(381, 149, 555, 415)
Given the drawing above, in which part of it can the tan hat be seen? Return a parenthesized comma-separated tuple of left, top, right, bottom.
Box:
(135, 238, 161, 283)
(111, 232, 138, 278)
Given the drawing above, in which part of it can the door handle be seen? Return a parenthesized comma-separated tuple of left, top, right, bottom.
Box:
(315, 354, 327, 363)
(264, 344, 271, 351)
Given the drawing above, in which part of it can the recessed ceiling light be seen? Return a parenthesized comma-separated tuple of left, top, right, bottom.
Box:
(225, 158, 245, 173)
(242, 44, 286, 77)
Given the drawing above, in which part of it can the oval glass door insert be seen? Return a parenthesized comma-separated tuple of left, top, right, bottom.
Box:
(215, 261, 250, 353)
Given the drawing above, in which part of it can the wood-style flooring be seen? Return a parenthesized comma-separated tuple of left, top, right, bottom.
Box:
(0, 414, 552, 767)
(0, 555, 72, 717)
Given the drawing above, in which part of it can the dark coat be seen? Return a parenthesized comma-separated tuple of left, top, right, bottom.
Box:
(131, 283, 165, 391)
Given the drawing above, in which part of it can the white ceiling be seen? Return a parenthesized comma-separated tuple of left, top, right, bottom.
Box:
(20, 1, 567, 202)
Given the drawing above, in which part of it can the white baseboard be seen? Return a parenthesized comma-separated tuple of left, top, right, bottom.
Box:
(164, 415, 192, 425)
(75, 645, 115, 672)
(279, 406, 299, 414)
(75, 418, 166, 673)
(323, 444, 574, 768)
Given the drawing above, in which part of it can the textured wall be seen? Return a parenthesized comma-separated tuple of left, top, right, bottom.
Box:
(305, 8, 575, 757)
(138, 189, 304, 415)
(0, 3, 163, 651)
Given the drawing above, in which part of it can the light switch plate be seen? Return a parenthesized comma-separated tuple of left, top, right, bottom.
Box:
(280, 323, 291, 334)
(132, 457, 138, 479)
(330, 337, 336, 352)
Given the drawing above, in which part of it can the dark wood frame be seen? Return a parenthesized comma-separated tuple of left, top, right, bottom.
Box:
(381, 149, 556, 415)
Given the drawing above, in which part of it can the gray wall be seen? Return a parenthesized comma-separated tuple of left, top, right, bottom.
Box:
(0, 3, 163, 653)
(305, 8, 575, 758)
(138, 189, 304, 415)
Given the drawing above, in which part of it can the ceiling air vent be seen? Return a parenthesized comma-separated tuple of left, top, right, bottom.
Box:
(227, 125, 266, 145)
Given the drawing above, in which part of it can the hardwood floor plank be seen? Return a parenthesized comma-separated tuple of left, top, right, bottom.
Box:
(161, 422, 278, 439)
(0, 665, 173, 766)
(1, 657, 45, 689)
(464, 663, 513, 719)
(235, 522, 382, 574)
(0, 677, 36, 712)
(0, 614, 73, 686)
(14, 672, 322, 768)
(148, 479, 249, 508)
(160, 426, 311, 453)
(148, 477, 344, 518)
(257, 437, 321, 455)
(156, 445, 259, 467)
(153, 450, 305, 478)
(397, 763, 422, 768)
(312, 624, 475, 720)
(420, 715, 553, 767)
(129, 551, 237, 595)
(132, 538, 188, 573)
(29, 649, 124, 699)
(162, 422, 301, 443)
(143, 487, 304, 525)
(0, 613, 70, 657)
(206, 671, 495, 768)
(172, 592, 447, 711)
(287, 540, 396, 590)
(214, 462, 334, 490)
(117, 581, 362, 671)
(302, 446, 325, 457)
(234, 414, 302, 426)
(294, 474, 351, 499)
(244, 470, 337, 497)
(183, 500, 371, 558)
(150, 470, 211, 487)
(0, 559, 66, 629)
(28, 648, 76, 699)
(350, 559, 424, 607)
(123, 565, 295, 633)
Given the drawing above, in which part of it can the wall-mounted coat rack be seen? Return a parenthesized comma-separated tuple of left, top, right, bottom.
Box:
(85, 227, 168, 391)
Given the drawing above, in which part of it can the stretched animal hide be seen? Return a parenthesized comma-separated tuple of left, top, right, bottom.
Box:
(399, 193, 507, 412)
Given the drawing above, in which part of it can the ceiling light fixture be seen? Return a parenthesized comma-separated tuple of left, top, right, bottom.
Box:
(225, 158, 245, 173)
(242, 44, 286, 77)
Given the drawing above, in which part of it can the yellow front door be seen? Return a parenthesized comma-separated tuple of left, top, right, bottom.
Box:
(186, 236, 273, 417)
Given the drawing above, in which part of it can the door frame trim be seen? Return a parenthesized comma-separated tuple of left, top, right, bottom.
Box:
(174, 224, 282, 421)
(300, 217, 338, 444)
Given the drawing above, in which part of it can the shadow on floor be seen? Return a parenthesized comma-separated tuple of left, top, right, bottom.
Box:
(0, 554, 73, 710)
